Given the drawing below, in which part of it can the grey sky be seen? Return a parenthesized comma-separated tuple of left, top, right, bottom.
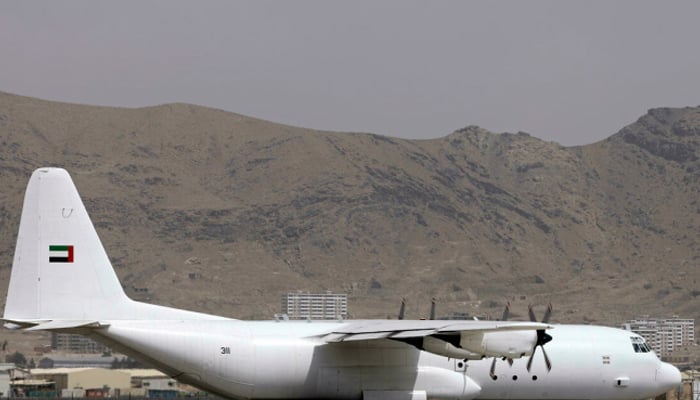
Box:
(1, 1, 699, 146)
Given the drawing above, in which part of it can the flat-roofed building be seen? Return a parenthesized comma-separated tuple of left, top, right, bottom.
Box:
(623, 316, 695, 357)
(38, 355, 117, 369)
(282, 291, 347, 320)
(0, 363, 14, 397)
(51, 333, 110, 353)
(30, 368, 130, 397)
(118, 369, 197, 397)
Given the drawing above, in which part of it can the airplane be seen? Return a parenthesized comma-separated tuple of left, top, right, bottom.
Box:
(3, 167, 680, 400)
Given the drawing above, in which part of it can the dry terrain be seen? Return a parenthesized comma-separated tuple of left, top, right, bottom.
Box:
(0, 91, 699, 354)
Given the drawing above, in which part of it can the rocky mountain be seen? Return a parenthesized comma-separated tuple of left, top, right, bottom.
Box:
(1, 91, 699, 335)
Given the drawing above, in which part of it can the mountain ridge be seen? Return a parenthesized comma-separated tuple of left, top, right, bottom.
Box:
(1, 91, 698, 332)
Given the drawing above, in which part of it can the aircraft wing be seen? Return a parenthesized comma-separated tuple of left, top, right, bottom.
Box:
(315, 320, 552, 359)
(319, 320, 550, 341)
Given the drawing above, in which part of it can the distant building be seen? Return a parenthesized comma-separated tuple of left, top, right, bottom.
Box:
(38, 355, 117, 369)
(30, 368, 130, 397)
(0, 363, 15, 397)
(18, 368, 197, 398)
(438, 312, 477, 320)
(51, 333, 110, 353)
(121, 369, 199, 398)
(281, 291, 347, 320)
(622, 316, 695, 357)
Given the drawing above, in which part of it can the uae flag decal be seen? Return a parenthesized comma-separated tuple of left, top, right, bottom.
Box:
(49, 245, 74, 263)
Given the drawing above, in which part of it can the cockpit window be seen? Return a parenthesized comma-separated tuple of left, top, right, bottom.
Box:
(630, 336, 651, 353)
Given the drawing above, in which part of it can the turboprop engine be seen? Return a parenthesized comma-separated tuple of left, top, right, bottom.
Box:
(422, 336, 484, 360)
(460, 330, 537, 358)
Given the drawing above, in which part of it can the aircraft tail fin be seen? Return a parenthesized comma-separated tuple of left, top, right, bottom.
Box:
(3, 168, 132, 322)
(4, 168, 230, 325)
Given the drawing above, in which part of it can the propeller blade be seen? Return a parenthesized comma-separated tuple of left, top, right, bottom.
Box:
(507, 358, 513, 366)
(489, 357, 497, 380)
(429, 298, 436, 320)
(528, 304, 537, 322)
(501, 302, 510, 321)
(398, 298, 406, 320)
(542, 345, 552, 371)
(542, 303, 552, 323)
(526, 348, 536, 372)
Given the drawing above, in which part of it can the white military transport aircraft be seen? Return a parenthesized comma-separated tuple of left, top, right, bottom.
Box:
(3, 168, 681, 400)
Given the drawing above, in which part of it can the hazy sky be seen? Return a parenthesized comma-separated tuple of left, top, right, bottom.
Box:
(2, 1, 699, 146)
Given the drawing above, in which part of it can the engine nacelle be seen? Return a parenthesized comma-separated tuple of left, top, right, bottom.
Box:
(460, 330, 536, 358)
(422, 336, 483, 360)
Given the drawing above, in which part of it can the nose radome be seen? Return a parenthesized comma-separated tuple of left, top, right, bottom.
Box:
(657, 362, 681, 393)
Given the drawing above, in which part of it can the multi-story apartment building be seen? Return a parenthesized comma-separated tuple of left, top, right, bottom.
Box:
(622, 316, 695, 357)
(51, 333, 110, 353)
(281, 291, 348, 320)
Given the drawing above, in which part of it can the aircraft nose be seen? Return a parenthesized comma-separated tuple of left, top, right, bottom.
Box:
(656, 362, 681, 393)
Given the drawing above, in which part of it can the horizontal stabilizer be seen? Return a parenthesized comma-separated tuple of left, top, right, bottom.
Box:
(3, 319, 105, 331)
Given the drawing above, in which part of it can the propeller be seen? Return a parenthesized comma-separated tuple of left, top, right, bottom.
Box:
(489, 302, 513, 380)
(501, 301, 511, 321)
(396, 297, 438, 320)
(489, 357, 498, 380)
(526, 303, 553, 372)
(489, 302, 553, 379)
(398, 298, 406, 320)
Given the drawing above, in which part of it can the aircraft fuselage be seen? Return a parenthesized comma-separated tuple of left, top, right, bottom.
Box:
(90, 320, 677, 400)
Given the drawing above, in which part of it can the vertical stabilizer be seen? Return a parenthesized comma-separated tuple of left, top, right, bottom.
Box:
(4, 168, 130, 321)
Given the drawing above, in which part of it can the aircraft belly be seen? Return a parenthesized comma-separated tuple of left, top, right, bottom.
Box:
(243, 338, 481, 399)
(315, 366, 480, 400)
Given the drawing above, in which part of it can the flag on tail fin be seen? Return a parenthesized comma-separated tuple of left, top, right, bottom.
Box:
(49, 245, 74, 263)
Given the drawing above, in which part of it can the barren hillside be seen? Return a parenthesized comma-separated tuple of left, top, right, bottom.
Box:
(1, 92, 698, 335)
